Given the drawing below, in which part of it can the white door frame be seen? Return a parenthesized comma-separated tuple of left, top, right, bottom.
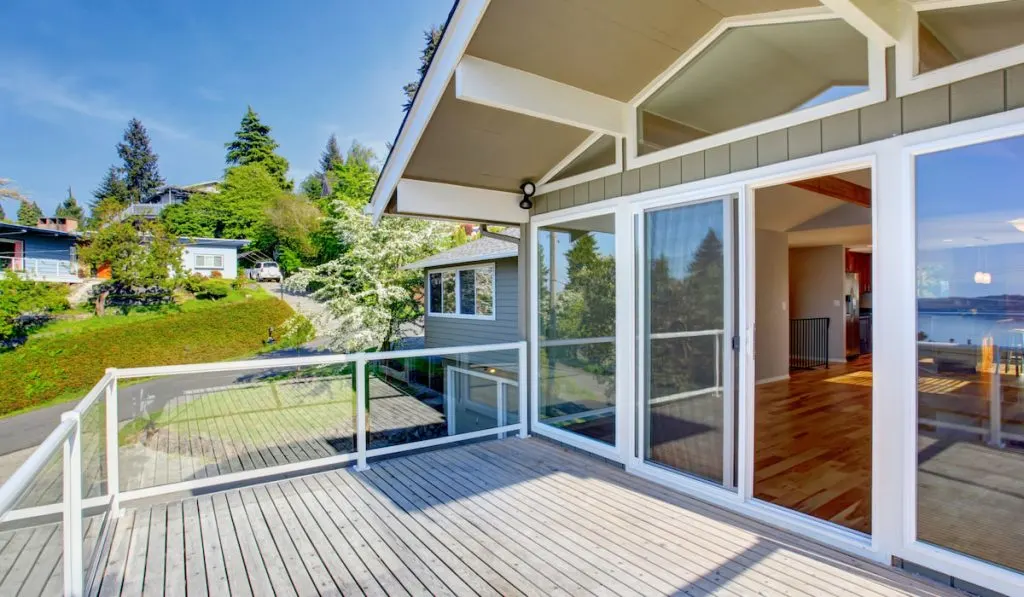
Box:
(528, 106, 1024, 596)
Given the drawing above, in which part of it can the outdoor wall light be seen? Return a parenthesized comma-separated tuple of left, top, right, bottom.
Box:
(519, 181, 536, 210)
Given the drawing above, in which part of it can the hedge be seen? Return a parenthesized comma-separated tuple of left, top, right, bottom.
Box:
(0, 296, 294, 417)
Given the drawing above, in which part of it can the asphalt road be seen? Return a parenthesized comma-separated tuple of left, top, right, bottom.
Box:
(0, 344, 337, 457)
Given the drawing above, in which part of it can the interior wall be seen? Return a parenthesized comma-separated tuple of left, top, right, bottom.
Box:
(789, 245, 846, 362)
(755, 229, 790, 382)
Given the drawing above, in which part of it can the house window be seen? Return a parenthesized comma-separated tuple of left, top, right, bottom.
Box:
(917, 0, 1024, 75)
(634, 17, 876, 160)
(914, 132, 1024, 574)
(194, 254, 224, 269)
(427, 264, 495, 318)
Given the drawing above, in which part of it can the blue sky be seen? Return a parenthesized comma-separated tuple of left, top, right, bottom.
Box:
(0, 0, 453, 215)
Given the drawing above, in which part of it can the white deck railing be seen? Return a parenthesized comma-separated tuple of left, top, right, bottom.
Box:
(0, 256, 80, 281)
(0, 341, 527, 596)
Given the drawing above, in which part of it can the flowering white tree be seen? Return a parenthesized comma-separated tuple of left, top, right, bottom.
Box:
(284, 200, 455, 351)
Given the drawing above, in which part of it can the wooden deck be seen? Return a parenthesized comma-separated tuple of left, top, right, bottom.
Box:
(83, 438, 963, 597)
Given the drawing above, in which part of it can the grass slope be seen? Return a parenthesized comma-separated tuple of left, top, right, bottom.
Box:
(0, 294, 294, 417)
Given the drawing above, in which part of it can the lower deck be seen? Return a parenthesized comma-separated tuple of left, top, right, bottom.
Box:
(89, 438, 959, 597)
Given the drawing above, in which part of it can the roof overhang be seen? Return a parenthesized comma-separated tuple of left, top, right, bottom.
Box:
(371, 0, 906, 224)
(179, 237, 250, 248)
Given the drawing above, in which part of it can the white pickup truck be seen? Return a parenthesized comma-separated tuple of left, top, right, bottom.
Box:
(246, 261, 282, 282)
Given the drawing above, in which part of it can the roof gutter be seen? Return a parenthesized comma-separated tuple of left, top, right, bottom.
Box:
(368, 0, 491, 224)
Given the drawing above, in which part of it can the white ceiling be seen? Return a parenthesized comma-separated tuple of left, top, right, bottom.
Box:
(755, 170, 872, 248)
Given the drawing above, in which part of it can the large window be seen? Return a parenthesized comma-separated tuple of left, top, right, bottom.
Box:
(536, 215, 617, 446)
(427, 264, 494, 318)
(915, 133, 1024, 574)
(635, 18, 874, 160)
(917, 0, 1024, 74)
(194, 254, 224, 269)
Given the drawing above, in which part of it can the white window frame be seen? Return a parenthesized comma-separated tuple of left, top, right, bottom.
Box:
(895, 0, 1024, 97)
(625, 8, 887, 171)
(193, 253, 224, 270)
(529, 104, 1024, 597)
(426, 263, 496, 320)
(536, 132, 624, 196)
(894, 114, 1024, 597)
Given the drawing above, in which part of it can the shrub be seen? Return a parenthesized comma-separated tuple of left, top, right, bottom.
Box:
(231, 276, 248, 291)
(209, 270, 223, 279)
(0, 273, 70, 343)
(181, 272, 205, 294)
(275, 313, 315, 349)
(195, 279, 230, 300)
(89, 281, 174, 312)
(0, 296, 294, 415)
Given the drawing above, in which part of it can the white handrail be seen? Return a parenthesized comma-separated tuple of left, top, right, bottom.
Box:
(0, 419, 76, 520)
(116, 340, 526, 379)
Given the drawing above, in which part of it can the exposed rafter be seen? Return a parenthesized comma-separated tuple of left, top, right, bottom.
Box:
(455, 55, 628, 136)
(790, 175, 871, 208)
(818, 0, 904, 46)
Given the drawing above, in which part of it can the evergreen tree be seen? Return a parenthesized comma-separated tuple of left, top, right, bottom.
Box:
(17, 201, 43, 226)
(92, 166, 129, 206)
(55, 187, 85, 221)
(402, 25, 443, 112)
(225, 106, 292, 190)
(319, 134, 344, 173)
(117, 119, 164, 204)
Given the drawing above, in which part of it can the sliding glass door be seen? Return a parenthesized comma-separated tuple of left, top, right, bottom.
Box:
(535, 213, 618, 447)
(638, 196, 737, 488)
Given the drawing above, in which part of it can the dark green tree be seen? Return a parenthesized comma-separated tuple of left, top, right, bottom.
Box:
(117, 119, 164, 204)
(319, 133, 344, 173)
(92, 166, 128, 206)
(55, 187, 85, 221)
(225, 106, 292, 190)
(17, 200, 43, 226)
(402, 25, 443, 112)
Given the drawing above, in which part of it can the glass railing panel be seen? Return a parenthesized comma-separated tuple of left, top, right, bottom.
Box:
(118, 363, 357, 491)
(366, 348, 520, 451)
(0, 449, 64, 596)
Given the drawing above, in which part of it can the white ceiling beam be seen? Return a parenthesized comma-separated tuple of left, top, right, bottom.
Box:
(396, 179, 529, 224)
(455, 55, 628, 136)
(818, 0, 906, 46)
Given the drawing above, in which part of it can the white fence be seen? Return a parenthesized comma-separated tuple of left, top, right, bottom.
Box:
(0, 341, 528, 596)
(0, 256, 80, 282)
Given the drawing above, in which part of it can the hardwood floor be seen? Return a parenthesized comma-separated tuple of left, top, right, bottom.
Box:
(755, 356, 873, 534)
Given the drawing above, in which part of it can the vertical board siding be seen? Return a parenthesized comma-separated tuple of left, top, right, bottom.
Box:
(424, 258, 520, 349)
(531, 65, 1020, 217)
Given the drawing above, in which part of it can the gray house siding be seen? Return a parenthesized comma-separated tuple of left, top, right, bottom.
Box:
(531, 64, 1024, 215)
(424, 257, 520, 349)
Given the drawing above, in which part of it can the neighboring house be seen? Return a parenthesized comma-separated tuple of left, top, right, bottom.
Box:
(115, 181, 220, 221)
(0, 219, 81, 282)
(403, 229, 520, 349)
(179, 237, 248, 279)
(364, 2, 1024, 595)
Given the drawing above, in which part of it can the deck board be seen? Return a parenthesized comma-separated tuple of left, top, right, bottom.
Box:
(87, 438, 968, 597)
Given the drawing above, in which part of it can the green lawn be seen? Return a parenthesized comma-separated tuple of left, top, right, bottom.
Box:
(0, 290, 296, 418)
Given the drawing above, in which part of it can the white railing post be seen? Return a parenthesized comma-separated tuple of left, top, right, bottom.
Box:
(989, 347, 1003, 448)
(445, 367, 457, 437)
(105, 371, 120, 512)
(61, 411, 83, 597)
(518, 341, 528, 439)
(355, 358, 368, 471)
(496, 382, 507, 439)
